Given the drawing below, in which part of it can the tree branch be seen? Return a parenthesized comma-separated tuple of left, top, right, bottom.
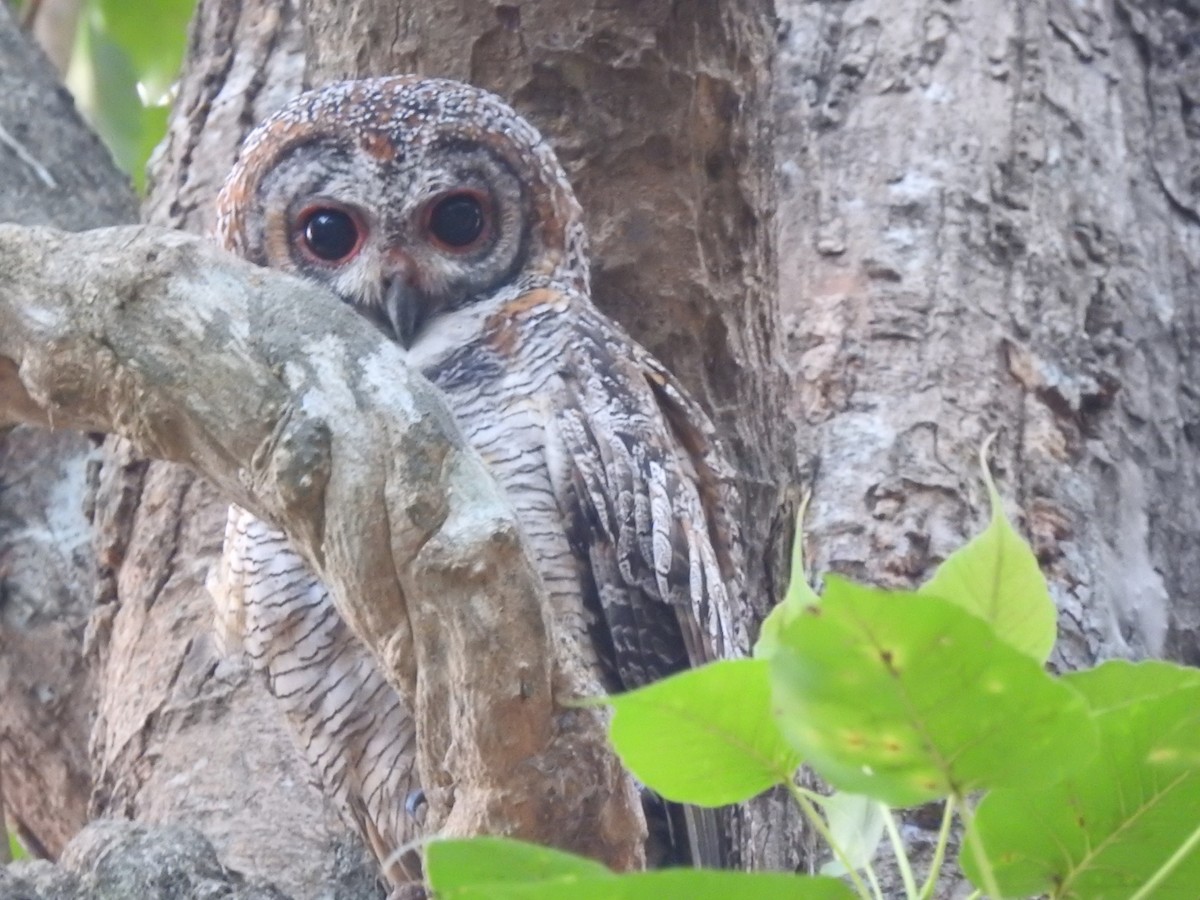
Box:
(0, 223, 643, 869)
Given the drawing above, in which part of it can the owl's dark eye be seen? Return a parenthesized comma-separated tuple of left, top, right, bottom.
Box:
(298, 207, 363, 262)
(426, 191, 488, 251)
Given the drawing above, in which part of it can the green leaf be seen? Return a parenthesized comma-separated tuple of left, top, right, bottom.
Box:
(818, 792, 887, 876)
(8, 831, 25, 861)
(920, 439, 1056, 662)
(96, 0, 196, 101)
(64, 0, 196, 191)
(68, 15, 142, 183)
(426, 838, 610, 889)
(967, 660, 1200, 899)
(770, 577, 1096, 807)
(607, 659, 800, 806)
(427, 840, 854, 899)
(138, 103, 171, 183)
(756, 495, 821, 660)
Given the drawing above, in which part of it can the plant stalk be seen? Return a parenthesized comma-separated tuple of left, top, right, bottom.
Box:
(917, 800, 955, 900)
(785, 780, 879, 900)
(882, 808, 919, 899)
(957, 794, 1001, 899)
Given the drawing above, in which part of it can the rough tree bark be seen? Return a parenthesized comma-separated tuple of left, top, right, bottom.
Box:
(774, 0, 1199, 885)
(0, 0, 134, 860)
(0, 218, 650, 867)
(0, 3, 381, 896)
(80, 6, 384, 897)
(776, 0, 1199, 664)
(3, 0, 797, 892)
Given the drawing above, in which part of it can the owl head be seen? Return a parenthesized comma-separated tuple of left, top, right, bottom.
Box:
(215, 77, 587, 347)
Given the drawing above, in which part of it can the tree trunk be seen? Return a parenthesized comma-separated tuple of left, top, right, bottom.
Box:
(774, 0, 1199, 886)
(78, 3, 386, 895)
(775, 0, 1199, 661)
(100, 0, 797, 884)
(0, 0, 135, 860)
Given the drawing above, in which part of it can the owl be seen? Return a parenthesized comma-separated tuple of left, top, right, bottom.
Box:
(210, 76, 747, 889)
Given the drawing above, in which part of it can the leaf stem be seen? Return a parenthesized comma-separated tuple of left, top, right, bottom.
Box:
(882, 808, 919, 899)
(1128, 818, 1200, 900)
(790, 783, 832, 805)
(863, 860, 885, 900)
(917, 800, 955, 900)
(784, 779, 879, 900)
(794, 488, 812, 576)
(957, 794, 1001, 899)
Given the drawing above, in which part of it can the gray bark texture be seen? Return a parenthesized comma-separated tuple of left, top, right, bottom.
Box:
(775, 0, 1199, 668)
(772, 2, 1198, 888)
(0, 0, 134, 862)
(1, 3, 381, 897)
(83, 6, 380, 897)
(0, 0, 1196, 897)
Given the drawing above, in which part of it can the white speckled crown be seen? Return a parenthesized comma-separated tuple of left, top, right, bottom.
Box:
(215, 76, 589, 289)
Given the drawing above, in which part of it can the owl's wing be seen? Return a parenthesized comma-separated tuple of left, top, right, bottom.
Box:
(550, 307, 744, 688)
(547, 306, 745, 869)
(213, 508, 423, 886)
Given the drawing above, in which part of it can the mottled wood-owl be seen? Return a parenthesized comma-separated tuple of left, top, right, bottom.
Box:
(210, 76, 746, 891)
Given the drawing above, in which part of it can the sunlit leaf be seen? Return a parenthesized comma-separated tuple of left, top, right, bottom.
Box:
(967, 660, 1200, 899)
(770, 577, 1095, 807)
(607, 659, 800, 806)
(427, 839, 854, 899)
(426, 838, 610, 889)
(818, 792, 886, 876)
(921, 438, 1056, 662)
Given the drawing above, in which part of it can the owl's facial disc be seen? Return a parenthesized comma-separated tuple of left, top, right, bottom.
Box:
(287, 185, 500, 347)
(253, 133, 530, 347)
(374, 187, 496, 346)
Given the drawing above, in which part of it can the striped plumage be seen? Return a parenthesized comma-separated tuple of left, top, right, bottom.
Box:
(212, 511, 421, 884)
(211, 76, 746, 889)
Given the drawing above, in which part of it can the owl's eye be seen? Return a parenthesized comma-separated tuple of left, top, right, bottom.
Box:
(426, 191, 488, 251)
(298, 206, 363, 262)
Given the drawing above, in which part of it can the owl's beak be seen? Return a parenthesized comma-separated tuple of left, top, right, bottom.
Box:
(381, 276, 429, 349)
